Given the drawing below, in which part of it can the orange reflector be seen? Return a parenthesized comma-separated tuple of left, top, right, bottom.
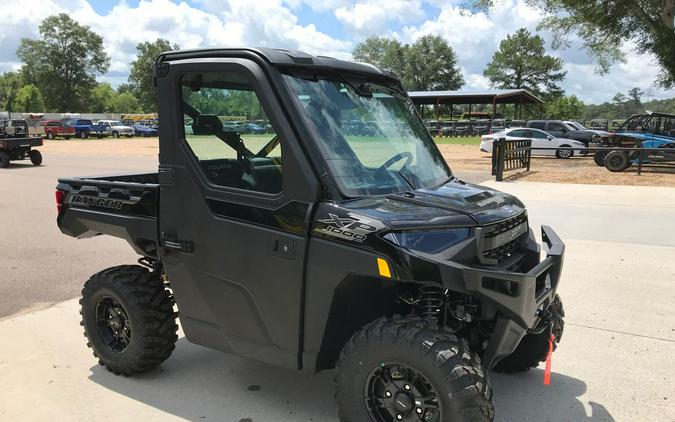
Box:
(377, 258, 391, 278)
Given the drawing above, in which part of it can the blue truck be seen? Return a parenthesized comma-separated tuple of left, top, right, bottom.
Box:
(62, 119, 107, 139)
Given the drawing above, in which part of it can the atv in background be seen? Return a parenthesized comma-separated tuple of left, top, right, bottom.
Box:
(0, 119, 43, 167)
(592, 111, 675, 171)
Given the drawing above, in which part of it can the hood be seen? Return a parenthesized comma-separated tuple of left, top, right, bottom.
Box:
(341, 179, 526, 229)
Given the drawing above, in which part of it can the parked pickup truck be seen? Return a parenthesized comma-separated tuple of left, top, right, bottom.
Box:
(42, 119, 75, 139)
(62, 118, 107, 139)
(526, 119, 606, 146)
(56, 48, 567, 422)
(95, 119, 134, 138)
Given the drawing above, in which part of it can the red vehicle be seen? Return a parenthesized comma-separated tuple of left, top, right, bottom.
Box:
(42, 120, 75, 139)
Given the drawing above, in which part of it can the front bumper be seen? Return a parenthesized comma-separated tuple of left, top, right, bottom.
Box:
(439, 225, 564, 368)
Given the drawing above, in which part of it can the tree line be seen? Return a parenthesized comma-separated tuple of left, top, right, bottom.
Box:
(0, 10, 672, 119)
(0, 14, 175, 115)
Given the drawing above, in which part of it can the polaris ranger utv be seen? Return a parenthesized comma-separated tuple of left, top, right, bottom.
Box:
(56, 48, 565, 422)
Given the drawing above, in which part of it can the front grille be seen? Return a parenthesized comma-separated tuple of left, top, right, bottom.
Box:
(481, 211, 528, 264)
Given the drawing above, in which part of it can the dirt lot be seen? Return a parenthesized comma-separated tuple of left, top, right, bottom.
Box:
(439, 144, 675, 187)
(39, 138, 675, 187)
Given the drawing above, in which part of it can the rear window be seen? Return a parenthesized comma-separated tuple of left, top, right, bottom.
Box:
(79, 120, 92, 125)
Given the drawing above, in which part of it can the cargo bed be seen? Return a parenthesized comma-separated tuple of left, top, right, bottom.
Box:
(56, 173, 160, 257)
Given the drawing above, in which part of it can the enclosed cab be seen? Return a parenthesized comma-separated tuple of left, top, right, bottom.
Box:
(56, 48, 566, 422)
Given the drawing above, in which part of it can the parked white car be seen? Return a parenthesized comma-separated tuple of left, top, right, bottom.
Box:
(95, 120, 134, 138)
(480, 127, 586, 159)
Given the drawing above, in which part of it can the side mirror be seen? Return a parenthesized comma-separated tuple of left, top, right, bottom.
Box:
(547, 135, 553, 140)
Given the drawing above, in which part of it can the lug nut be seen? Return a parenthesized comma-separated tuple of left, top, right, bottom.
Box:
(416, 408, 423, 414)
(385, 391, 392, 397)
(396, 415, 403, 421)
(404, 384, 411, 391)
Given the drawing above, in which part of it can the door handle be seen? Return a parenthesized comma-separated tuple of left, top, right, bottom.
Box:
(161, 232, 194, 253)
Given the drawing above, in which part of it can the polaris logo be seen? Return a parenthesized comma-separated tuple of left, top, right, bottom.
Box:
(68, 194, 134, 210)
(494, 223, 528, 245)
(315, 213, 377, 242)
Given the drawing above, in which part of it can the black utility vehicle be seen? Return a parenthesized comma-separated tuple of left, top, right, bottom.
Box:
(56, 48, 566, 422)
(0, 119, 43, 167)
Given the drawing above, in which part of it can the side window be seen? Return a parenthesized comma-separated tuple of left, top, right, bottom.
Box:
(529, 122, 545, 130)
(530, 130, 549, 139)
(180, 72, 282, 194)
(548, 123, 564, 132)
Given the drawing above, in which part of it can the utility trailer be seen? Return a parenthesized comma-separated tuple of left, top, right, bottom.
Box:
(56, 48, 567, 422)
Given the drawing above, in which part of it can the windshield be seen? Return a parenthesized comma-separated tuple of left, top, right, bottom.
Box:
(109, 121, 123, 126)
(283, 73, 451, 197)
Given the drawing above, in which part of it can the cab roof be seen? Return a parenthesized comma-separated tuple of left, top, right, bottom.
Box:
(156, 47, 398, 81)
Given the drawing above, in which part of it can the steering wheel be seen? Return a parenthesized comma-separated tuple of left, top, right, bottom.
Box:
(375, 151, 413, 177)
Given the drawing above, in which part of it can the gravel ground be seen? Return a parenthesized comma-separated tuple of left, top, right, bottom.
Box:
(39, 138, 675, 187)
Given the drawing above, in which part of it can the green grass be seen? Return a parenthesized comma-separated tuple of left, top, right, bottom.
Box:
(433, 136, 481, 145)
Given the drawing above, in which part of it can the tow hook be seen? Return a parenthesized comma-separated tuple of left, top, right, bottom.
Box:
(528, 307, 554, 335)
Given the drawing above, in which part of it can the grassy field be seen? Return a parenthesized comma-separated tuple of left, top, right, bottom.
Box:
(433, 136, 481, 145)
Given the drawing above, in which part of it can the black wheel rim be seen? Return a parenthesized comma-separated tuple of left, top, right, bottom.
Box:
(95, 296, 131, 353)
(365, 363, 441, 422)
(608, 154, 625, 168)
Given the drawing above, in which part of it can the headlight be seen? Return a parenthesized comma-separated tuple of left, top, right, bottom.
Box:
(383, 228, 471, 254)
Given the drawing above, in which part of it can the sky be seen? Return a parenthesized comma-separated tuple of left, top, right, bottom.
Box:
(2, 0, 673, 104)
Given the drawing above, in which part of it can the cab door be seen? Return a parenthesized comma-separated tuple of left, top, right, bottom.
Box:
(156, 58, 319, 369)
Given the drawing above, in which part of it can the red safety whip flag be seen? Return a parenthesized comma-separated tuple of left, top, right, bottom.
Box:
(544, 334, 554, 385)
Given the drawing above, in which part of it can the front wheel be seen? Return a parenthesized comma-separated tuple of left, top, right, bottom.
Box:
(80, 130, 88, 139)
(113, 131, 120, 138)
(29, 150, 42, 165)
(494, 295, 564, 373)
(80, 265, 178, 375)
(47, 132, 54, 140)
(556, 145, 573, 159)
(336, 316, 494, 422)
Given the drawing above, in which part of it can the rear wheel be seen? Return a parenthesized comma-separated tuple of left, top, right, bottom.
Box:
(605, 150, 631, 172)
(29, 150, 42, 166)
(65, 136, 71, 140)
(494, 295, 564, 373)
(80, 130, 88, 139)
(80, 265, 178, 375)
(113, 131, 120, 138)
(336, 316, 494, 422)
(0, 151, 10, 168)
(47, 132, 54, 140)
(593, 151, 608, 166)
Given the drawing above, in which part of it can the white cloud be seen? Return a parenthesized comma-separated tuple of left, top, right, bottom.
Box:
(334, 0, 425, 35)
(0, 0, 673, 103)
(0, 0, 350, 81)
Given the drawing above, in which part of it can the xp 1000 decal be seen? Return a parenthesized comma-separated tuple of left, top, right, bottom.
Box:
(314, 213, 380, 242)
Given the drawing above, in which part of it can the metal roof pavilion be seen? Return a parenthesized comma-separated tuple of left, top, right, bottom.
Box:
(407, 89, 544, 105)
